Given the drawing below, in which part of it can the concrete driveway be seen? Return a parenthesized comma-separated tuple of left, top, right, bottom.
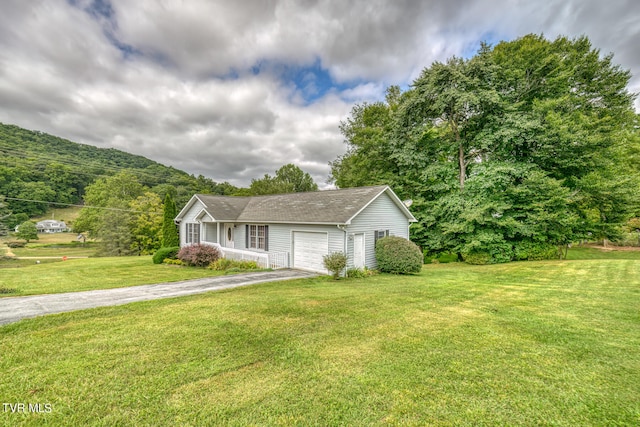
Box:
(0, 269, 317, 326)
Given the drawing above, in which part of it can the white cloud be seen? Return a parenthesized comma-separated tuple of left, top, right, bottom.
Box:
(0, 0, 638, 189)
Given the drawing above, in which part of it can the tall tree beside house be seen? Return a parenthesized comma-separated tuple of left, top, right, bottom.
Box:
(161, 193, 179, 247)
(330, 88, 401, 189)
(331, 34, 639, 262)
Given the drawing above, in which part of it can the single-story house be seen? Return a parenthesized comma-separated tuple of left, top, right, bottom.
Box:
(36, 220, 68, 233)
(14, 220, 68, 233)
(175, 185, 417, 274)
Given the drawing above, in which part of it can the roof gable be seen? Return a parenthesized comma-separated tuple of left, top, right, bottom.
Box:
(176, 186, 416, 224)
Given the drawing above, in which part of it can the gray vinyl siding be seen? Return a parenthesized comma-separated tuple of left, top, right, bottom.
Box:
(346, 192, 412, 269)
(179, 200, 206, 246)
(235, 223, 344, 254)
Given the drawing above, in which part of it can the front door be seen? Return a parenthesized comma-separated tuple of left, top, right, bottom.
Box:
(225, 224, 234, 248)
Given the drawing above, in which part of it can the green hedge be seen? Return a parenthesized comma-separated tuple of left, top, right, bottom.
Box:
(152, 246, 180, 264)
(209, 258, 259, 271)
(375, 236, 423, 274)
(513, 241, 559, 261)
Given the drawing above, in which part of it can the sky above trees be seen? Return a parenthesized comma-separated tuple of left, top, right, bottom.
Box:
(0, 0, 638, 187)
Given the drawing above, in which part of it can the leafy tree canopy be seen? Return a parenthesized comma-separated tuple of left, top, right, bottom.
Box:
(331, 34, 639, 261)
(246, 164, 318, 195)
(16, 220, 38, 243)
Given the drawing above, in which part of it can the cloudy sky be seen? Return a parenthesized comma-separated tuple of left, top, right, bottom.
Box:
(1, 0, 639, 188)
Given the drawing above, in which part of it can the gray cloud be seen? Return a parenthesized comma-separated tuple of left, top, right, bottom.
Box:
(0, 0, 638, 189)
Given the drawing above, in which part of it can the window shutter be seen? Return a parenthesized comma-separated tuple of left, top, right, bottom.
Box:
(245, 225, 249, 248)
(264, 225, 269, 252)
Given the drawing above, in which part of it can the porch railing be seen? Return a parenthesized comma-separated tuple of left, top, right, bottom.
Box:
(205, 242, 289, 269)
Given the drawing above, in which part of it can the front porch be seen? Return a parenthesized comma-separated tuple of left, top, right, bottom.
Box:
(199, 221, 289, 269)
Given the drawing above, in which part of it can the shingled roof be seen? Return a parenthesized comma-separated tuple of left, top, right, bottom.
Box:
(177, 185, 416, 225)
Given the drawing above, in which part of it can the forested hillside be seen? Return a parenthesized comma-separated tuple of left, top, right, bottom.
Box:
(0, 122, 237, 227)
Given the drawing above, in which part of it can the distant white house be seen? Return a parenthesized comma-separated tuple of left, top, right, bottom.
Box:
(15, 220, 69, 233)
(36, 220, 68, 233)
(175, 185, 417, 273)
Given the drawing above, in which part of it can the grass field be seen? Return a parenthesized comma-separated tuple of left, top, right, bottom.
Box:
(1, 257, 638, 425)
(0, 257, 228, 295)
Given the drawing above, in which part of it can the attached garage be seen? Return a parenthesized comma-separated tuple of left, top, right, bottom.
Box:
(292, 231, 328, 273)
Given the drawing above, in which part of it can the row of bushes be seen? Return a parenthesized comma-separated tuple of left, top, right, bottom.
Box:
(153, 244, 260, 271)
(461, 241, 560, 265)
(156, 236, 564, 276)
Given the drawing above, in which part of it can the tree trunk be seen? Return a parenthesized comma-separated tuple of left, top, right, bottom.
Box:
(452, 117, 465, 191)
(459, 143, 465, 191)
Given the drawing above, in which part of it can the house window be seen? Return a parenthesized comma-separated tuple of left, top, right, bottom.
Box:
(374, 229, 389, 246)
(246, 225, 268, 250)
(186, 223, 200, 244)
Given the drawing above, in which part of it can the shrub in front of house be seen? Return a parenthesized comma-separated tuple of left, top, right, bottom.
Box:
(177, 244, 221, 267)
(323, 252, 347, 279)
(375, 236, 423, 274)
(152, 246, 180, 264)
(209, 258, 259, 271)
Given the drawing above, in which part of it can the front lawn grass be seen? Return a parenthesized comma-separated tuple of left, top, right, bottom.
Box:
(0, 256, 227, 296)
(1, 259, 638, 426)
(8, 242, 98, 258)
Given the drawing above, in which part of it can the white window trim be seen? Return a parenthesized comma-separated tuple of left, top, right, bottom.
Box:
(186, 222, 201, 244)
(247, 224, 268, 250)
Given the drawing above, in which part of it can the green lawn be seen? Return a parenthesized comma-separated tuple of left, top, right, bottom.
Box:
(1, 259, 639, 426)
(7, 243, 98, 258)
(0, 257, 227, 296)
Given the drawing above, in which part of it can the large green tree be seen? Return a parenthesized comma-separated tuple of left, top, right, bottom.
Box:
(16, 220, 38, 243)
(130, 192, 164, 255)
(247, 164, 318, 195)
(330, 88, 400, 188)
(74, 171, 145, 237)
(331, 34, 639, 262)
(75, 171, 146, 256)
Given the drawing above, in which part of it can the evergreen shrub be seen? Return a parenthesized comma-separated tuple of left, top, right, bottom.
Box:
(152, 246, 180, 264)
(375, 236, 422, 274)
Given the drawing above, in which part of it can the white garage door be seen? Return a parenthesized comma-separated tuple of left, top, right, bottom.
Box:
(293, 231, 328, 273)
